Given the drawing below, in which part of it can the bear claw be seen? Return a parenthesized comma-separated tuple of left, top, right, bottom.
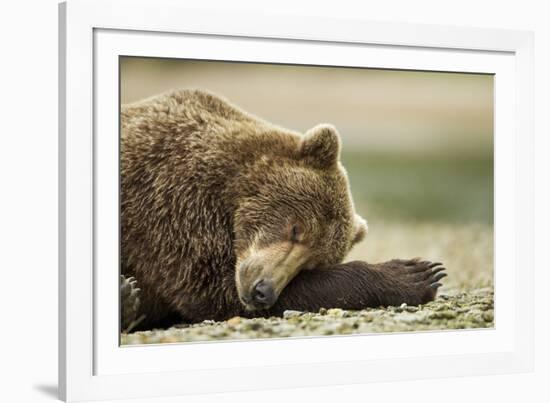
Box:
(121, 275, 142, 332)
(430, 267, 446, 276)
(391, 258, 447, 303)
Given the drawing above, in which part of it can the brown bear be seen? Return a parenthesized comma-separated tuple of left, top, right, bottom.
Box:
(120, 89, 446, 330)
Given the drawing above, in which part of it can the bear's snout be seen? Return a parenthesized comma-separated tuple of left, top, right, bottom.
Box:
(250, 279, 276, 308)
(236, 241, 311, 310)
(238, 261, 277, 309)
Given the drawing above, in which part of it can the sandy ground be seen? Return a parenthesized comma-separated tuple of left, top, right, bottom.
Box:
(121, 222, 493, 345)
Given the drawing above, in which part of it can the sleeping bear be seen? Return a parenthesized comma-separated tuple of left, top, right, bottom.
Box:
(120, 89, 446, 330)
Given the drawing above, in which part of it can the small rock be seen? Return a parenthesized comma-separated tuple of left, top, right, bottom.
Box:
(429, 310, 458, 320)
(159, 335, 180, 343)
(358, 312, 375, 322)
(276, 323, 296, 334)
(227, 316, 242, 326)
(327, 308, 348, 318)
(283, 310, 303, 319)
(319, 307, 327, 315)
(482, 311, 494, 322)
(396, 313, 420, 323)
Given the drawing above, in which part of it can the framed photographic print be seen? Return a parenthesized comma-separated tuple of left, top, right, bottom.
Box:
(59, 0, 534, 401)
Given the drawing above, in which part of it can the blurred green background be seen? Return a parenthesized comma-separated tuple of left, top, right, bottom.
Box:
(121, 57, 494, 290)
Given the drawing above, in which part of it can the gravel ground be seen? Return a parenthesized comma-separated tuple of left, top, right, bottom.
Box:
(122, 288, 493, 345)
(121, 222, 494, 345)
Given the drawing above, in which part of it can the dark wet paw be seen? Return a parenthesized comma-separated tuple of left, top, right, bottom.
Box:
(120, 275, 141, 332)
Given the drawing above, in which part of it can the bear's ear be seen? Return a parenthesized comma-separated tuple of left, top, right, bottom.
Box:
(300, 124, 341, 169)
(351, 214, 368, 245)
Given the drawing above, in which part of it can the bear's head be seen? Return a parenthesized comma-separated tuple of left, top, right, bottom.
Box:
(233, 124, 368, 311)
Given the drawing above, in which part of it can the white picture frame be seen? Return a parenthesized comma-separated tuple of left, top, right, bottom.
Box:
(59, 0, 534, 401)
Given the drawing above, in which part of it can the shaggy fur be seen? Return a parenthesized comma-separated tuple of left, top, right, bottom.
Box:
(120, 89, 445, 329)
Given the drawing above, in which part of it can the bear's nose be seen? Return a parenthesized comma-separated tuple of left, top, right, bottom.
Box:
(251, 279, 276, 307)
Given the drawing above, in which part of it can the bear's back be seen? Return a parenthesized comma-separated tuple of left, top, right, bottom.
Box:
(121, 89, 259, 138)
(120, 89, 301, 174)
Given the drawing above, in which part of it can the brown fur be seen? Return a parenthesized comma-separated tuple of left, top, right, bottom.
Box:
(261, 259, 445, 317)
(121, 89, 443, 329)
